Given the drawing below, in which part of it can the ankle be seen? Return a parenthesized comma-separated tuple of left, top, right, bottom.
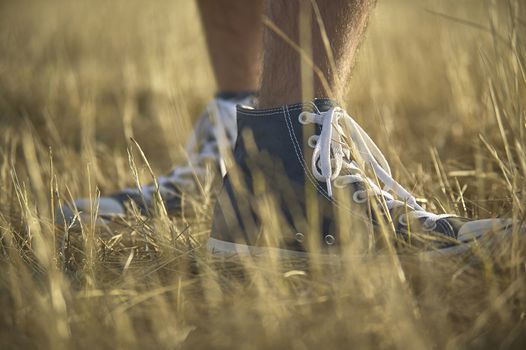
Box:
(215, 90, 257, 101)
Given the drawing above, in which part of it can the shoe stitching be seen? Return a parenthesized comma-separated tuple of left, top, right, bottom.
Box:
(284, 106, 385, 224)
(283, 105, 333, 203)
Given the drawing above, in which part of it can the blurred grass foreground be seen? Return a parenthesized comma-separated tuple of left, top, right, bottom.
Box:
(1, 0, 526, 349)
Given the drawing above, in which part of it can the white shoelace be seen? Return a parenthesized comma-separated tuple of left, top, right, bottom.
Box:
(299, 106, 452, 230)
(125, 98, 240, 201)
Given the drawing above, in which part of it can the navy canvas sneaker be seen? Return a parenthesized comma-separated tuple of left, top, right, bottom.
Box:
(56, 93, 255, 226)
(209, 99, 514, 257)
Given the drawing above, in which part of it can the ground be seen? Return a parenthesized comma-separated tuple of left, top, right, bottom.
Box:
(0, 0, 525, 349)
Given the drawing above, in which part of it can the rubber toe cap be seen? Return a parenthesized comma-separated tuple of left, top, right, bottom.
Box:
(457, 218, 514, 242)
(55, 197, 125, 226)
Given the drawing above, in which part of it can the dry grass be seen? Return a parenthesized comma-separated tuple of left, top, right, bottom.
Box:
(1, 0, 526, 348)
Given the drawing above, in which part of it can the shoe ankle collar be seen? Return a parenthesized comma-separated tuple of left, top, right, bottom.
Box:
(237, 98, 340, 118)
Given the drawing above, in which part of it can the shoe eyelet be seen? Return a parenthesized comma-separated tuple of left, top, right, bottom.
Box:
(308, 135, 318, 148)
(398, 214, 408, 226)
(295, 232, 305, 242)
(324, 234, 335, 245)
(423, 220, 437, 231)
(298, 112, 310, 124)
(352, 190, 367, 204)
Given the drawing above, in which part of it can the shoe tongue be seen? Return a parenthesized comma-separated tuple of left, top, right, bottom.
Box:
(312, 98, 339, 112)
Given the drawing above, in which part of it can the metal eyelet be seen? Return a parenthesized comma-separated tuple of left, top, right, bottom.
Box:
(324, 234, 335, 245)
(423, 220, 437, 231)
(352, 190, 367, 204)
(298, 112, 309, 124)
(308, 135, 318, 148)
(398, 214, 408, 226)
(295, 232, 305, 242)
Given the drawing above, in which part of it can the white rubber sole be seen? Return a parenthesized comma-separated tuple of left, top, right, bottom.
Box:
(208, 237, 311, 258)
(207, 237, 477, 261)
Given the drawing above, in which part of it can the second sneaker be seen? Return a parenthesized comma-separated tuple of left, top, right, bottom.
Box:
(56, 93, 255, 226)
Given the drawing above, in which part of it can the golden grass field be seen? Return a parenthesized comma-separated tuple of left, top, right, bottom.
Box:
(1, 0, 526, 348)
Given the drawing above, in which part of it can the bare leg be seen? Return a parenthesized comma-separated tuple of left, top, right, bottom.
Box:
(259, 0, 374, 107)
(197, 0, 264, 94)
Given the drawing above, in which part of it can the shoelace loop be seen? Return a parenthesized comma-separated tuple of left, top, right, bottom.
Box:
(125, 99, 239, 201)
(299, 106, 452, 230)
